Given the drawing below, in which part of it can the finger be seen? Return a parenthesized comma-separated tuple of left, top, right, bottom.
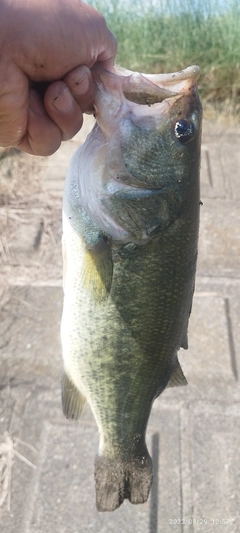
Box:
(63, 65, 95, 113)
(0, 64, 28, 147)
(18, 89, 62, 156)
(97, 31, 118, 71)
(44, 81, 84, 139)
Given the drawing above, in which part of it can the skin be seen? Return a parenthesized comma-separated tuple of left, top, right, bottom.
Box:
(0, 0, 117, 155)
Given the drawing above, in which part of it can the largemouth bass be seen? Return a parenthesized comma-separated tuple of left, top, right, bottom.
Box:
(61, 64, 202, 512)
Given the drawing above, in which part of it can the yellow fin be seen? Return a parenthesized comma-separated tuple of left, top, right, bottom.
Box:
(167, 358, 188, 388)
(82, 238, 113, 302)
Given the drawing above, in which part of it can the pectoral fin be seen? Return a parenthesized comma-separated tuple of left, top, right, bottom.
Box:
(82, 236, 113, 302)
(167, 357, 188, 388)
(61, 371, 86, 420)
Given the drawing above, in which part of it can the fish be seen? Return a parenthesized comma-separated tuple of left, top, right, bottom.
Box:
(61, 63, 202, 512)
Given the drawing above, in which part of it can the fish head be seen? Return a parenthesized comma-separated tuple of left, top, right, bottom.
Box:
(71, 65, 202, 243)
(92, 64, 202, 190)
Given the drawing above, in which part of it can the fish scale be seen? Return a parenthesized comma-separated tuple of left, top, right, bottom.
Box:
(61, 63, 202, 512)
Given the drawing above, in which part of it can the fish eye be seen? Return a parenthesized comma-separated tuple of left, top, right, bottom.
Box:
(174, 119, 195, 144)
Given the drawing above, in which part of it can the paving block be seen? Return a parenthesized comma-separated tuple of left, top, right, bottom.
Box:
(201, 139, 240, 201)
(180, 293, 237, 384)
(0, 287, 63, 388)
(227, 294, 240, 381)
(198, 199, 240, 277)
(219, 142, 240, 200)
(8, 219, 43, 257)
(201, 144, 226, 199)
(189, 403, 240, 533)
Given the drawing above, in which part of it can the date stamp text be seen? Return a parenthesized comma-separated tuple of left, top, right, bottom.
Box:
(169, 518, 230, 526)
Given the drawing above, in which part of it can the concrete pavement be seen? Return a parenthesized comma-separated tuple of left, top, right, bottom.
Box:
(0, 116, 240, 533)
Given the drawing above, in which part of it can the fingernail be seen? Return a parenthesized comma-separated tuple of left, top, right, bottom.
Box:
(53, 87, 73, 112)
(29, 90, 45, 115)
(72, 74, 90, 96)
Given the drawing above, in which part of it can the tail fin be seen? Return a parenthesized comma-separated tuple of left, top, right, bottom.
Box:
(94, 453, 153, 512)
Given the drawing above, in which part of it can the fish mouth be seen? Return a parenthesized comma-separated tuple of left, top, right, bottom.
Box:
(137, 65, 200, 91)
(91, 64, 201, 147)
(92, 64, 200, 107)
(122, 81, 177, 105)
(90, 63, 201, 193)
(121, 65, 200, 105)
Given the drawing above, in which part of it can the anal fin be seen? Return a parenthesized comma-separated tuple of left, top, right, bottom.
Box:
(61, 371, 86, 420)
(167, 357, 188, 388)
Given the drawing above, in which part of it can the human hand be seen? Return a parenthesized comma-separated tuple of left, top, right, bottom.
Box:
(0, 0, 117, 155)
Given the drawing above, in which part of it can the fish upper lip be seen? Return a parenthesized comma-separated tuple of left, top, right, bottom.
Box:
(92, 64, 200, 101)
(144, 65, 200, 84)
(112, 64, 200, 82)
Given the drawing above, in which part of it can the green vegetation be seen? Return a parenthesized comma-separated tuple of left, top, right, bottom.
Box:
(89, 0, 240, 116)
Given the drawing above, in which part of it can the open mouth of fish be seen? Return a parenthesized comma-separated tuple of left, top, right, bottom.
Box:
(91, 63, 200, 140)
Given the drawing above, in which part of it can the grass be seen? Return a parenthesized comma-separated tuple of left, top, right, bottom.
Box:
(88, 0, 240, 117)
(0, 432, 37, 511)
